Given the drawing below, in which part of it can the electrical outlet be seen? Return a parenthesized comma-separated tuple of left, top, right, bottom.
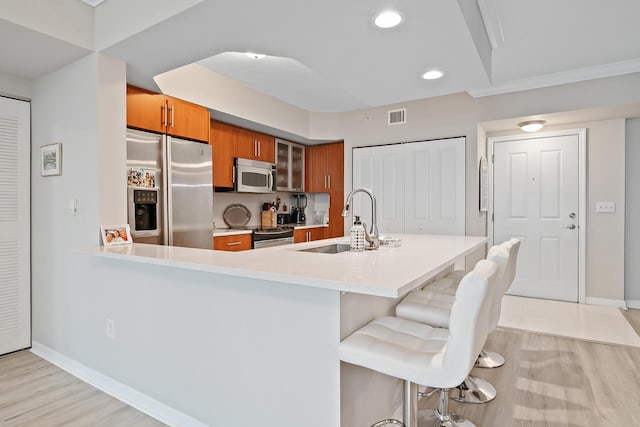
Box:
(106, 318, 115, 339)
(596, 202, 616, 213)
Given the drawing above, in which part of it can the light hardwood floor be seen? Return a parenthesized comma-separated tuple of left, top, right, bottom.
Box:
(0, 350, 167, 427)
(621, 308, 640, 337)
(3, 326, 640, 427)
(420, 327, 640, 426)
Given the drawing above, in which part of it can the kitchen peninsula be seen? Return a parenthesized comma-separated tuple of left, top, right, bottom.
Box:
(87, 234, 486, 427)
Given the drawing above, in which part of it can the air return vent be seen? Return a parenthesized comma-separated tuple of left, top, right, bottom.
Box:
(388, 108, 406, 125)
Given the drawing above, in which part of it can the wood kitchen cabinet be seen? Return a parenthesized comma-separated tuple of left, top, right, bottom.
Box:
(210, 120, 276, 188)
(126, 85, 210, 143)
(213, 234, 252, 251)
(210, 120, 236, 188)
(306, 142, 344, 238)
(293, 227, 326, 243)
(235, 128, 275, 163)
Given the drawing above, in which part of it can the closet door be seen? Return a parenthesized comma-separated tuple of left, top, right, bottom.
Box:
(352, 144, 404, 234)
(0, 96, 30, 355)
(404, 137, 466, 235)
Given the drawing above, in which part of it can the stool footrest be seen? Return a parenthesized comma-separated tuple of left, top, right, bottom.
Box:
(371, 419, 405, 427)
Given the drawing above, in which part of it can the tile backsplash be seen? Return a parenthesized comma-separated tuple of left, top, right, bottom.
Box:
(213, 192, 329, 228)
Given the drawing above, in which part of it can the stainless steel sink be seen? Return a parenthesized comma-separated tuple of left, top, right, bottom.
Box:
(300, 243, 351, 254)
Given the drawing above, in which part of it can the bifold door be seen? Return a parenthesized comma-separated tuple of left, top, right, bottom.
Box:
(0, 96, 31, 355)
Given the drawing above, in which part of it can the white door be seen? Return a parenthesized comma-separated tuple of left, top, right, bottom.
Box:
(404, 138, 465, 235)
(0, 96, 31, 355)
(493, 134, 580, 302)
(352, 144, 405, 234)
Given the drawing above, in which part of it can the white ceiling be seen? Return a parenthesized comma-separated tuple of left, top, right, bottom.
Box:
(2, 0, 640, 112)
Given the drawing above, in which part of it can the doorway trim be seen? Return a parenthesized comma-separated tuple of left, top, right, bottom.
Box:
(487, 128, 586, 304)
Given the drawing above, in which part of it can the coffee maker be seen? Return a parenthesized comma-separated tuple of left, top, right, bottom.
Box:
(291, 194, 307, 224)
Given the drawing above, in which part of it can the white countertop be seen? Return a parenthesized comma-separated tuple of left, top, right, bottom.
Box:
(88, 234, 486, 298)
(212, 223, 327, 237)
(212, 228, 253, 237)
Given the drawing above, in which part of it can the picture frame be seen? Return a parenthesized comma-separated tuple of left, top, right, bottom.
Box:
(41, 143, 62, 176)
(100, 224, 132, 246)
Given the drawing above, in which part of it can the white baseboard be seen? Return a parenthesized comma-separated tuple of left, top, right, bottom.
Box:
(626, 300, 640, 309)
(585, 297, 627, 308)
(30, 342, 208, 427)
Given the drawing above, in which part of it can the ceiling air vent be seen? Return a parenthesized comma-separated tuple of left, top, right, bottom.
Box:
(388, 108, 406, 125)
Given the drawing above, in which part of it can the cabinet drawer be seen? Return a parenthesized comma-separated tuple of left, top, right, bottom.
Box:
(213, 234, 252, 251)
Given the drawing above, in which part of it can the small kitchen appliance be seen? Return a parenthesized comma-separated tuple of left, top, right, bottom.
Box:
(291, 193, 307, 224)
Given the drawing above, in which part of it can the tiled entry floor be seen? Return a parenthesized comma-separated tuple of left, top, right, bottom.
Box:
(498, 295, 640, 347)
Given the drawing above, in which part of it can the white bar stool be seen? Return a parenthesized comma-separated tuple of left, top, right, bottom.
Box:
(475, 239, 521, 368)
(395, 244, 511, 404)
(339, 260, 497, 427)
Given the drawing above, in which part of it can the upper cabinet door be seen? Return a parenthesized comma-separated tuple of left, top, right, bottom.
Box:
(305, 145, 328, 192)
(290, 143, 305, 192)
(255, 132, 275, 163)
(166, 97, 210, 142)
(210, 120, 236, 188)
(126, 85, 210, 143)
(235, 127, 257, 160)
(126, 86, 167, 134)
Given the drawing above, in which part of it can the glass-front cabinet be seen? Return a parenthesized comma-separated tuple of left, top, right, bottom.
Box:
(276, 138, 305, 192)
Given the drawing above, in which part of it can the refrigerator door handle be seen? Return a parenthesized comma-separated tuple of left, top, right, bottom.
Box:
(165, 136, 174, 246)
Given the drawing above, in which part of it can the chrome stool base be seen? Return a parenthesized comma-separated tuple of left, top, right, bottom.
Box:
(417, 387, 476, 427)
(449, 375, 496, 404)
(371, 420, 405, 427)
(475, 348, 505, 368)
(417, 410, 476, 427)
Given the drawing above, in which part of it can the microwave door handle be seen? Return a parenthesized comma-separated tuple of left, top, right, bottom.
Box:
(268, 170, 273, 190)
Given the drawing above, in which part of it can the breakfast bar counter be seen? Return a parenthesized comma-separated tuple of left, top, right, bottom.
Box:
(85, 234, 486, 427)
(91, 234, 486, 298)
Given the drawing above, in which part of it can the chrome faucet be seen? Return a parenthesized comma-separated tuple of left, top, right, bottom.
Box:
(342, 188, 379, 250)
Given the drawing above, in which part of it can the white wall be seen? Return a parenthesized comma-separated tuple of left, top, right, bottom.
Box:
(626, 118, 640, 306)
(0, 71, 32, 99)
(336, 77, 640, 300)
(155, 64, 311, 139)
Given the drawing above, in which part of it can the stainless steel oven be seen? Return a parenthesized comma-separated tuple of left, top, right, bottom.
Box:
(253, 226, 294, 249)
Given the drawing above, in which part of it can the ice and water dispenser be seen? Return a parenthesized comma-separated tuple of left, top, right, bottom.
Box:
(127, 187, 161, 243)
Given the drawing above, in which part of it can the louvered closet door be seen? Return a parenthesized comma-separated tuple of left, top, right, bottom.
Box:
(0, 96, 30, 355)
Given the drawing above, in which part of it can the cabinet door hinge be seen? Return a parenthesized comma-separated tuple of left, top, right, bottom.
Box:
(491, 213, 494, 222)
(491, 154, 494, 163)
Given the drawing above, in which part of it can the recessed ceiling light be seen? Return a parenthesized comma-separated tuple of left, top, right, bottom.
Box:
(518, 120, 546, 132)
(374, 11, 403, 28)
(245, 52, 266, 60)
(422, 70, 444, 80)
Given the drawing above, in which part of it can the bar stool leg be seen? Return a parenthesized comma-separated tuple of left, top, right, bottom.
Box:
(417, 388, 477, 426)
(404, 380, 418, 427)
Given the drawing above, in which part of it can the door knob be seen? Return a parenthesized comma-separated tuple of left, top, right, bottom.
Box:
(563, 224, 576, 230)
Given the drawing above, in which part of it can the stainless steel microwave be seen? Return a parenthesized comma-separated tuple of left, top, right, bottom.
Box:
(234, 158, 276, 193)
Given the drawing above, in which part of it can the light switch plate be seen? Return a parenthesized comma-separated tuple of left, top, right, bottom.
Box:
(596, 201, 615, 213)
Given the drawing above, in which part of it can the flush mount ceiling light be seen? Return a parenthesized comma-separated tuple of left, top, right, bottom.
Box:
(422, 70, 444, 80)
(245, 52, 266, 60)
(374, 10, 403, 28)
(518, 120, 546, 132)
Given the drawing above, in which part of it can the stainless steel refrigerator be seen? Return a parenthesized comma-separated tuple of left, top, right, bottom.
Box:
(126, 128, 213, 249)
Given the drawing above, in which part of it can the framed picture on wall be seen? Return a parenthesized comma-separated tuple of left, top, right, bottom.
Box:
(40, 143, 62, 176)
(100, 224, 132, 246)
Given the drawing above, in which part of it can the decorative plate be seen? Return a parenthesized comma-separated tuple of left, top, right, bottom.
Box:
(223, 204, 252, 228)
